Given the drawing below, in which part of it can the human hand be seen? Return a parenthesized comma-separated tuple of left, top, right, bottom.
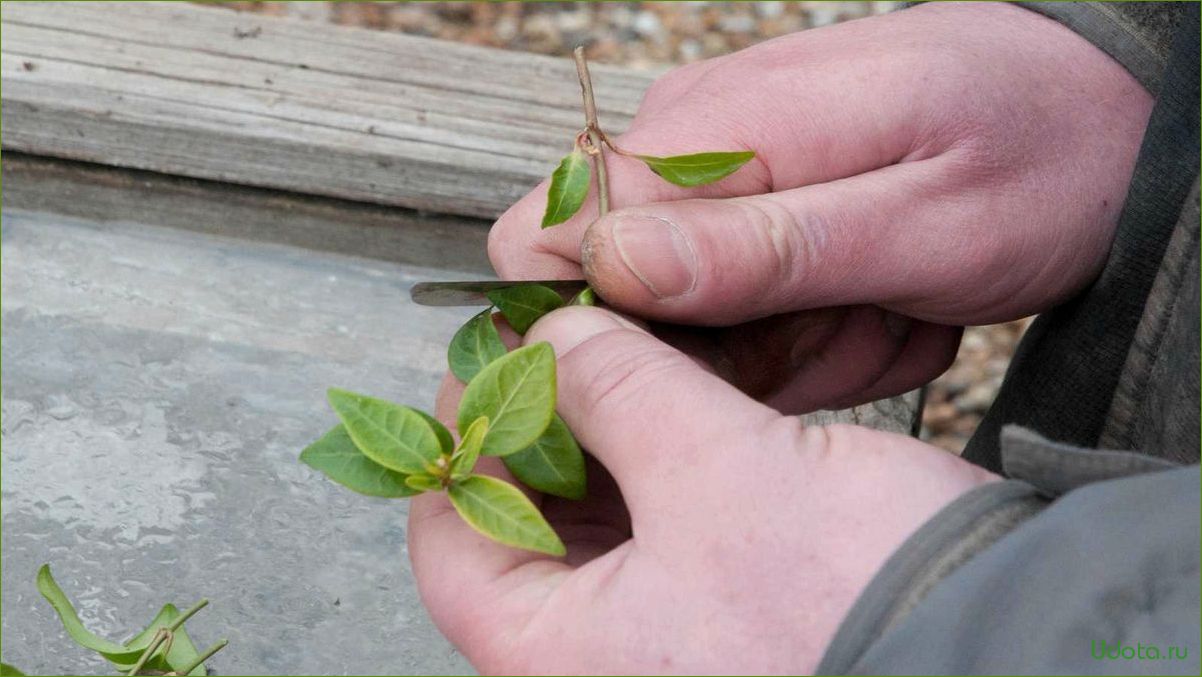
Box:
(488, 2, 1152, 413)
(408, 306, 997, 674)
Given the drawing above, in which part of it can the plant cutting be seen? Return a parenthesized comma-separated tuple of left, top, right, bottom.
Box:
(34, 565, 227, 675)
(301, 47, 756, 554)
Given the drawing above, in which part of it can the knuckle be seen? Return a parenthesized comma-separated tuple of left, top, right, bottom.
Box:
(573, 334, 692, 420)
(730, 197, 821, 302)
(747, 198, 800, 280)
(486, 219, 517, 278)
(485, 225, 507, 273)
(764, 415, 836, 461)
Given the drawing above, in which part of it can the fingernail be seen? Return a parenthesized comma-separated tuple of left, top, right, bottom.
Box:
(526, 307, 642, 356)
(612, 215, 697, 299)
(884, 312, 913, 340)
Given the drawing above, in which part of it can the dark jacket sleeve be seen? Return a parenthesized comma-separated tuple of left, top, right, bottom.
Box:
(1015, 2, 1189, 95)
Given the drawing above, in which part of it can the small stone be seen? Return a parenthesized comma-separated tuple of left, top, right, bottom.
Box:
(985, 357, 1009, 377)
(807, 6, 841, 27)
(494, 15, 518, 42)
(956, 383, 997, 413)
(661, 9, 706, 38)
(587, 38, 622, 63)
(607, 5, 634, 29)
(633, 11, 666, 39)
(701, 32, 729, 56)
(938, 369, 974, 396)
(556, 9, 591, 33)
(755, 2, 785, 19)
(521, 14, 562, 52)
(951, 415, 981, 435)
(678, 38, 703, 62)
(718, 14, 756, 33)
(923, 402, 958, 426)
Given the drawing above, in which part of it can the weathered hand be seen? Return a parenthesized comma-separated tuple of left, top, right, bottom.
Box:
(487, 2, 1151, 413)
(408, 307, 996, 674)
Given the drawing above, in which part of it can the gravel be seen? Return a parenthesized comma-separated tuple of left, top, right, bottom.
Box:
(211, 2, 899, 68)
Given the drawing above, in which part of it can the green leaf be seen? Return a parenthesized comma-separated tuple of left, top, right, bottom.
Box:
(36, 564, 145, 663)
(300, 425, 418, 498)
(637, 151, 755, 187)
(404, 474, 444, 493)
(327, 388, 442, 475)
(542, 149, 591, 228)
(119, 606, 174, 653)
(458, 343, 556, 457)
(486, 284, 564, 334)
(448, 309, 508, 382)
(569, 286, 597, 307)
(37, 565, 210, 675)
(110, 604, 206, 676)
(1, 663, 26, 676)
(450, 416, 489, 477)
(415, 410, 455, 455)
(504, 414, 586, 500)
(448, 475, 565, 555)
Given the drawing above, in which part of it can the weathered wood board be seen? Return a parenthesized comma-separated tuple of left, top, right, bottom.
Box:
(1, 1, 656, 219)
(2, 153, 495, 275)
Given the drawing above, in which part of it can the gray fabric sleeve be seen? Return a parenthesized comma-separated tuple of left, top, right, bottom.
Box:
(1015, 2, 1189, 95)
(818, 466, 1200, 675)
(816, 481, 1047, 674)
(1000, 425, 1182, 496)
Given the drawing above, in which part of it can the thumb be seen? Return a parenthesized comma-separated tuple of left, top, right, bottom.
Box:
(524, 306, 779, 516)
(581, 160, 985, 326)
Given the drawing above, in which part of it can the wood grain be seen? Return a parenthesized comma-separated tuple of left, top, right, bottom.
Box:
(1, 1, 656, 219)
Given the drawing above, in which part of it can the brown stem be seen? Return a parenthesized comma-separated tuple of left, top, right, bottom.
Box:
(573, 46, 609, 217)
(597, 129, 637, 158)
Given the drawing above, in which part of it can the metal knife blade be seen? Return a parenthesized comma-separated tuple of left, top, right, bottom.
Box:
(410, 279, 589, 306)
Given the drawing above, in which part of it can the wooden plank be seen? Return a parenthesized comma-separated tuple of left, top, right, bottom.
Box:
(1, 1, 657, 219)
(2, 153, 494, 275)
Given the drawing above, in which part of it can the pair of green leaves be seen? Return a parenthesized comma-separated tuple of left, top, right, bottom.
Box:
(302, 343, 569, 556)
(35, 565, 209, 675)
(542, 148, 756, 227)
(447, 287, 564, 371)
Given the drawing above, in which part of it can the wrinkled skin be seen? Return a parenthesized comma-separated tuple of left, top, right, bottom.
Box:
(409, 3, 1151, 674)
